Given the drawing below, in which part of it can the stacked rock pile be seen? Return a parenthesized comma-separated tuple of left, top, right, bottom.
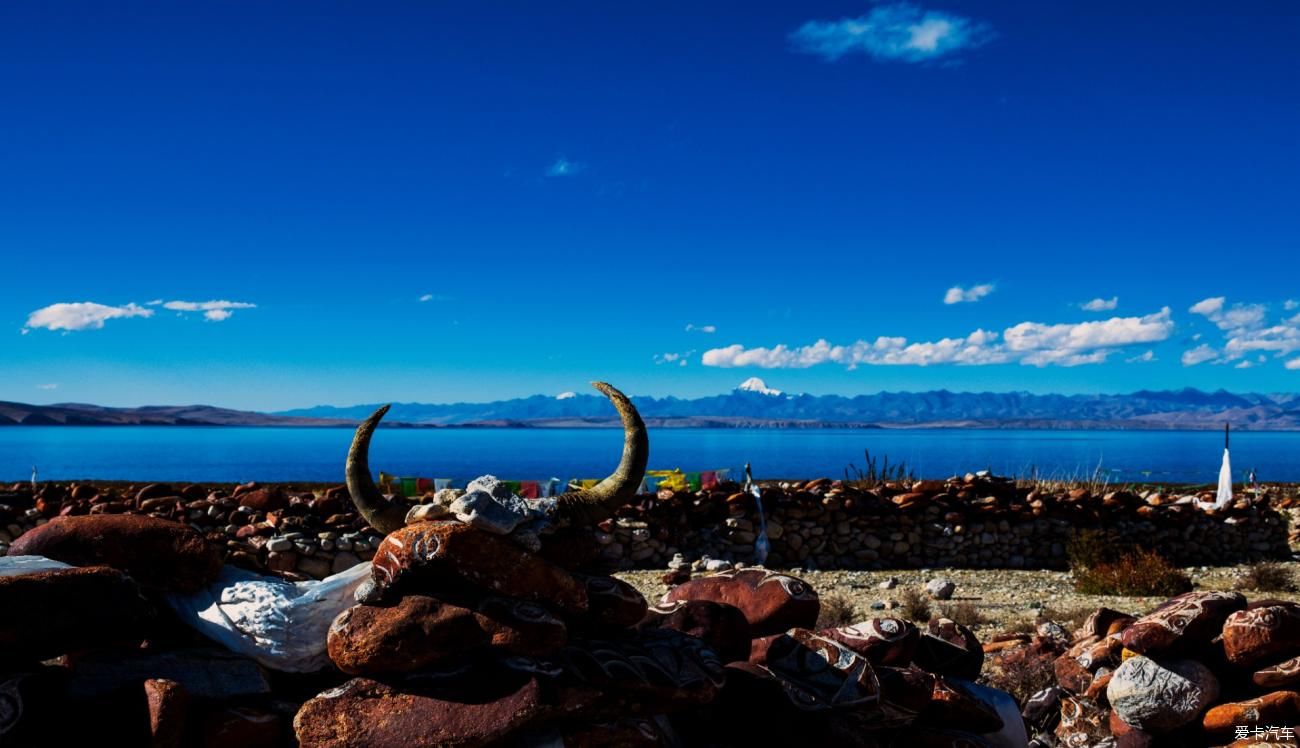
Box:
(0, 481, 387, 580)
(294, 505, 1026, 746)
(999, 590, 1300, 746)
(0, 514, 292, 746)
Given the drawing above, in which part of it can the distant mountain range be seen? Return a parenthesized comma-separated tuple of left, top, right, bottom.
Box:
(5, 379, 1300, 429)
(276, 379, 1300, 431)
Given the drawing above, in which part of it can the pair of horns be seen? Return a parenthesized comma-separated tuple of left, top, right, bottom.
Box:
(345, 382, 649, 535)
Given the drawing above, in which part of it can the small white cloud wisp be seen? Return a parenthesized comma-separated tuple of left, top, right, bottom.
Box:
(943, 283, 994, 305)
(790, 3, 994, 64)
(1081, 297, 1119, 312)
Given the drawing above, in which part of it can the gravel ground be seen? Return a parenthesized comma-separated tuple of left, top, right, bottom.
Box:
(617, 562, 1300, 636)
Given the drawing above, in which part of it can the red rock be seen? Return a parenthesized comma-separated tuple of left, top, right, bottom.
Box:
(144, 678, 188, 748)
(327, 594, 566, 675)
(818, 617, 919, 667)
(638, 599, 752, 664)
(1224, 603, 1300, 667)
(1118, 591, 1245, 656)
(70, 484, 99, 501)
(660, 568, 819, 637)
(573, 573, 647, 627)
(1056, 695, 1108, 747)
(236, 488, 287, 513)
(370, 521, 588, 615)
(1107, 655, 1219, 733)
(0, 567, 153, 659)
(1108, 710, 1155, 748)
(7, 514, 221, 592)
(1203, 691, 1300, 734)
(294, 676, 549, 748)
(1254, 654, 1300, 689)
(196, 706, 282, 748)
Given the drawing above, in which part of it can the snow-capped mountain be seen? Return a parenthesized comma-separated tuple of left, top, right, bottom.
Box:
(736, 377, 784, 397)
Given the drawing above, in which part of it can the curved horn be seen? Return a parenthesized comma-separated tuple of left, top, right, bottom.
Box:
(345, 404, 407, 535)
(555, 381, 649, 523)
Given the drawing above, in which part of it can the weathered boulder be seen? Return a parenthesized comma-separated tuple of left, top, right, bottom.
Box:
(638, 600, 752, 664)
(661, 568, 819, 637)
(923, 676, 1004, 734)
(6, 515, 221, 592)
(1118, 591, 1245, 657)
(369, 521, 588, 615)
(1223, 602, 1300, 667)
(0, 566, 153, 659)
(819, 618, 919, 667)
(294, 675, 549, 748)
(327, 594, 566, 675)
(1106, 655, 1219, 732)
(236, 488, 287, 513)
(195, 706, 282, 748)
(1253, 653, 1300, 689)
(1202, 690, 1300, 734)
(926, 578, 956, 600)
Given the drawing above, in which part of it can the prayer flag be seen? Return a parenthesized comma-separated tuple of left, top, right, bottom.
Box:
(700, 470, 718, 490)
(400, 477, 419, 497)
(686, 472, 702, 491)
(519, 481, 539, 499)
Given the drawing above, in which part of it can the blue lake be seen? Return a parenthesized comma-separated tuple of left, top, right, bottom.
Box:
(1, 426, 1297, 484)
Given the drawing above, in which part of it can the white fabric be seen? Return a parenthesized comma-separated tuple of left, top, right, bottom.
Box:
(164, 562, 371, 673)
(0, 555, 73, 577)
(1215, 448, 1233, 508)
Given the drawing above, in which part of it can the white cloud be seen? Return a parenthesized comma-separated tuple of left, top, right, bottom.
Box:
(1187, 297, 1300, 366)
(418, 293, 450, 303)
(1189, 297, 1224, 316)
(1126, 350, 1156, 363)
(702, 309, 1173, 370)
(24, 302, 154, 333)
(1235, 360, 1255, 369)
(790, 3, 994, 63)
(162, 300, 255, 322)
(943, 283, 994, 304)
(1286, 358, 1300, 370)
(655, 350, 694, 366)
(1181, 344, 1219, 366)
(1286, 300, 1299, 312)
(1003, 308, 1173, 352)
(556, 391, 576, 400)
(36, 383, 58, 390)
(1081, 297, 1118, 312)
(685, 323, 717, 333)
(546, 157, 584, 177)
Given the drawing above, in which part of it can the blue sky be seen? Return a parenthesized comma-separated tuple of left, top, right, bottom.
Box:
(1, 1, 1297, 410)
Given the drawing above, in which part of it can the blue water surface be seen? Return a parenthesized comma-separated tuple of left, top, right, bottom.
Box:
(1, 427, 1296, 484)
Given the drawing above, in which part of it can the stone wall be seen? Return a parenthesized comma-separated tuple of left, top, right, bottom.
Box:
(593, 475, 1293, 572)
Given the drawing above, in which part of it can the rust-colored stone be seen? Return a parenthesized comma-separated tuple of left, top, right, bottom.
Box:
(369, 521, 587, 615)
(7, 514, 221, 592)
(661, 568, 819, 637)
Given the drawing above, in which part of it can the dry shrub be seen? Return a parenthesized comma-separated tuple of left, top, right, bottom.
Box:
(1236, 562, 1296, 593)
(899, 587, 932, 623)
(999, 618, 1037, 636)
(982, 646, 1057, 707)
(937, 601, 992, 628)
(816, 592, 859, 629)
(1072, 547, 1192, 597)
